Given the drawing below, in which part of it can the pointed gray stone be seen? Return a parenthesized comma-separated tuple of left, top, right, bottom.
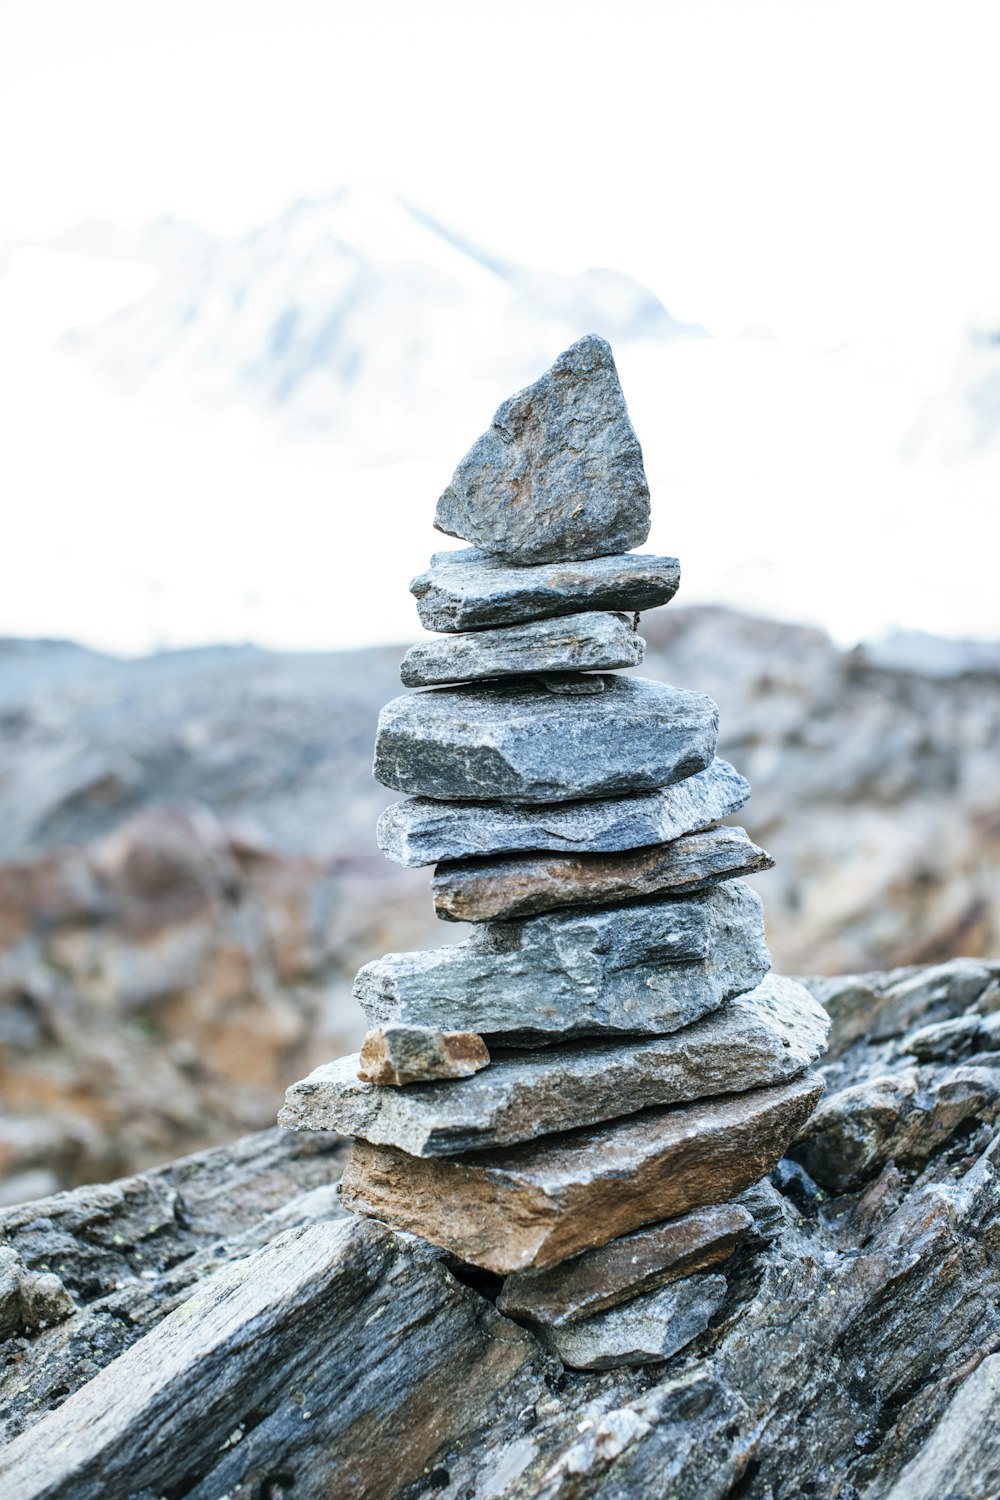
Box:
(411, 548, 680, 632)
(534, 1274, 728, 1370)
(353, 881, 770, 1041)
(434, 335, 650, 566)
(279, 976, 829, 1154)
(498, 1203, 753, 1327)
(373, 675, 719, 804)
(399, 610, 644, 687)
(432, 824, 773, 923)
(377, 756, 750, 867)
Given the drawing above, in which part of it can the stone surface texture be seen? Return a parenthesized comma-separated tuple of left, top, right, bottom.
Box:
(411, 547, 680, 632)
(399, 610, 644, 687)
(498, 1201, 754, 1326)
(535, 1273, 728, 1371)
(5, 961, 1000, 1499)
(281, 975, 827, 1154)
(354, 880, 770, 1041)
(356, 1024, 489, 1086)
(433, 823, 773, 922)
(433, 335, 651, 566)
(377, 755, 750, 867)
(339, 1072, 824, 1272)
(373, 674, 718, 804)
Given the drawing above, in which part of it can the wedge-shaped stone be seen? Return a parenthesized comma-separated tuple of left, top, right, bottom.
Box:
(283, 976, 829, 1153)
(434, 335, 650, 566)
(400, 610, 644, 688)
(499, 1202, 753, 1327)
(535, 1273, 728, 1370)
(339, 1072, 824, 1272)
(433, 824, 773, 923)
(354, 881, 769, 1042)
(377, 756, 750, 868)
(411, 548, 680, 633)
(374, 674, 717, 804)
(356, 1024, 490, 1086)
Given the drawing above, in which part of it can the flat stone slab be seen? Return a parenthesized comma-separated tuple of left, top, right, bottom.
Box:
(373, 674, 718, 804)
(498, 1202, 754, 1327)
(378, 756, 749, 868)
(411, 548, 680, 633)
(400, 610, 645, 688)
(535, 1273, 728, 1370)
(339, 1071, 824, 1272)
(434, 335, 650, 566)
(357, 1024, 490, 1086)
(433, 824, 774, 922)
(354, 880, 769, 1042)
(281, 976, 829, 1154)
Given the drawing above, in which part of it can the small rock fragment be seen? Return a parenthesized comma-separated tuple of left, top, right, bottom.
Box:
(411, 548, 679, 633)
(0, 1247, 74, 1336)
(434, 334, 651, 566)
(400, 611, 644, 688)
(355, 1025, 490, 1086)
(534, 1273, 728, 1370)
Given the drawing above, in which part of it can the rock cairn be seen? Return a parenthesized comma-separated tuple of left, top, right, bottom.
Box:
(281, 334, 830, 1369)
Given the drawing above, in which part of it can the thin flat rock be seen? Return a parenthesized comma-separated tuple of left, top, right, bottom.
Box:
(356, 1024, 490, 1086)
(373, 674, 718, 804)
(353, 880, 770, 1042)
(498, 1202, 754, 1327)
(433, 823, 774, 922)
(377, 756, 750, 868)
(339, 1072, 825, 1272)
(411, 548, 680, 633)
(400, 610, 644, 688)
(281, 976, 830, 1154)
(535, 1273, 729, 1371)
(433, 335, 650, 566)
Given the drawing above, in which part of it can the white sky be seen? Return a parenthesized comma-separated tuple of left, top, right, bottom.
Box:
(2, 0, 1000, 654)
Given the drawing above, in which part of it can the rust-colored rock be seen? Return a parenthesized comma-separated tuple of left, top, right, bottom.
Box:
(357, 1025, 490, 1087)
(339, 1072, 823, 1273)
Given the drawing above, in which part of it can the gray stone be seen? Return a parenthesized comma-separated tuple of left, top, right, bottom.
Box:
(339, 1072, 825, 1272)
(377, 755, 750, 867)
(281, 976, 829, 1154)
(411, 547, 680, 632)
(433, 823, 774, 922)
(433, 335, 650, 566)
(400, 610, 645, 688)
(354, 880, 770, 1041)
(373, 674, 718, 804)
(499, 1203, 753, 1327)
(356, 1024, 490, 1086)
(534, 1274, 729, 1370)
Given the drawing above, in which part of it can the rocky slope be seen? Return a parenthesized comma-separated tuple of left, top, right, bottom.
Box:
(0, 611, 997, 1198)
(1, 956, 999, 1499)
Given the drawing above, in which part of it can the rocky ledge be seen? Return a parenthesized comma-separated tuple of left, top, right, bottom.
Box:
(1, 956, 999, 1499)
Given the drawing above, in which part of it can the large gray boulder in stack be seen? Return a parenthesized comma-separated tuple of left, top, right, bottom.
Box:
(377, 755, 751, 866)
(373, 674, 719, 803)
(411, 548, 679, 632)
(434, 334, 650, 566)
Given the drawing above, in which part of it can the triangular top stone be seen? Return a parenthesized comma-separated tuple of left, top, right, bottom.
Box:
(434, 335, 651, 566)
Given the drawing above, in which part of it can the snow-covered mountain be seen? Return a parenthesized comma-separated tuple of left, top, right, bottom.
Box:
(63, 187, 702, 465)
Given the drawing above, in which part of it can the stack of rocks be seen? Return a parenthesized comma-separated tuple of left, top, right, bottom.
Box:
(280, 336, 830, 1369)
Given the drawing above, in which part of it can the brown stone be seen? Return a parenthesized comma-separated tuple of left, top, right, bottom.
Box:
(356, 1025, 490, 1086)
(339, 1072, 824, 1272)
(432, 825, 774, 923)
(498, 1201, 753, 1326)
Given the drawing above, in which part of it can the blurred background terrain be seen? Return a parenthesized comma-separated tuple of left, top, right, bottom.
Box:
(2, 0, 999, 1200)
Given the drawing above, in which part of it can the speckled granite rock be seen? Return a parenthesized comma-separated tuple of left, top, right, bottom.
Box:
(373, 674, 718, 803)
(411, 547, 679, 632)
(354, 881, 769, 1041)
(356, 1024, 490, 1086)
(399, 610, 644, 687)
(377, 755, 750, 866)
(432, 823, 773, 922)
(434, 335, 650, 566)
